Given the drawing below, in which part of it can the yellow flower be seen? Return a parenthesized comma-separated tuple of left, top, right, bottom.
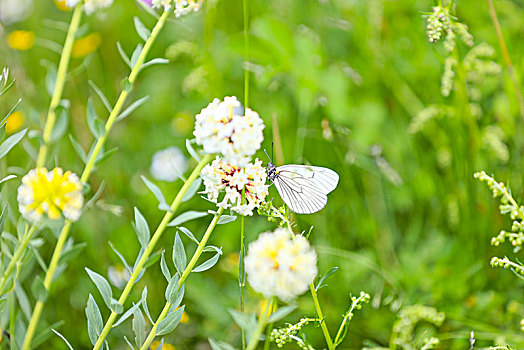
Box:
(5, 111, 24, 134)
(8, 30, 35, 51)
(72, 33, 101, 58)
(17, 168, 84, 222)
(151, 341, 176, 350)
(54, 0, 73, 11)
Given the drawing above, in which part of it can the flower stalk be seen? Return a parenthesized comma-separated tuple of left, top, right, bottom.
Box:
(22, 9, 173, 350)
(36, 3, 83, 167)
(139, 206, 225, 350)
(0, 224, 38, 293)
(92, 153, 213, 350)
(310, 282, 335, 350)
(246, 297, 274, 350)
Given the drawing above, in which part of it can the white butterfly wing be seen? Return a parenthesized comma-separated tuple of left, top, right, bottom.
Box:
(272, 165, 339, 214)
(276, 165, 339, 194)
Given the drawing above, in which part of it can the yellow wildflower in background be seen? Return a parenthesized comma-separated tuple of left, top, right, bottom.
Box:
(54, 0, 73, 11)
(18, 168, 84, 222)
(151, 341, 176, 350)
(5, 111, 24, 133)
(72, 33, 101, 58)
(7, 30, 34, 51)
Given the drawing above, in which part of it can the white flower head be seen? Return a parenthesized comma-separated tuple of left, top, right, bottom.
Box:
(194, 96, 265, 167)
(17, 168, 84, 223)
(83, 0, 113, 14)
(65, 0, 81, 7)
(108, 265, 130, 289)
(245, 228, 318, 302)
(200, 157, 269, 216)
(150, 146, 188, 182)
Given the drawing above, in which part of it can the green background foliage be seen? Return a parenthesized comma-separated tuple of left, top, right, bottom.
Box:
(0, 0, 523, 348)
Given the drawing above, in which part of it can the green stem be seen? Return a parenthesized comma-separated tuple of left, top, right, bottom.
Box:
(0, 225, 38, 294)
(36, 4, 83, 167)
(81, 9, 170, 183)
(22, 10, 173, 350)
(139, 207, 225, 350)
(310, 282, 334, 350)
(239, 189, 246, 350)
(263, 320, 273, 350)
(92, 154, 212, 350)
(246, 298, 274, 350)
(486, 0, 524, 121)
(22, 221, 72, 350)
(243, 0, 250, 109)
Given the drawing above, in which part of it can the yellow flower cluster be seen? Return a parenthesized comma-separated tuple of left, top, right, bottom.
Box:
(17, 168, 84, 222)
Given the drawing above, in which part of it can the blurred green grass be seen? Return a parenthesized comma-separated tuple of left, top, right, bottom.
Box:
(1, 0, 524, 348)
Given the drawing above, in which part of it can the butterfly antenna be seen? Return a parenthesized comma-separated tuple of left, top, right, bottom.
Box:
(263, 149, 272, 162)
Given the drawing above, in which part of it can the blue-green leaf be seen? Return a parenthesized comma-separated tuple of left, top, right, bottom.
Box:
(86, 294, 103, 345)
(156, 305, 185, 335)
(173, 233, 186, 275)
(85, 268, 113, 309)
(133, 207, 150, 249)
(0, 128, 27, 159)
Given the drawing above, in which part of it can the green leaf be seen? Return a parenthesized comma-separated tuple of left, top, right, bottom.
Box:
(186, 139, 201, 161)
(173, 233, 186, 275)
(0, 98, 21, 127)
(95, 146, 118, 166)
(86, 294, 103, 346)
(182, 177, 202, 202)
(160, 250, 171, 281)
(0, 175, 16, 185)
(193, 252, 221, 273)
(52, 329, 74, 350)
(133, 207, 150, 249)
(108, 241, 132, 274)
(45, 63, 57, 96)
(267, 305, 297, 323)
(0, 128, 27, 159)
(130, 44, 143, 67)
(58, 242, 87, 266)
(209, 338, 238, 350)
(49, 106, 69, 142)
(315, 266, 338, 291)
(121, 78, 133, 92)
(69, 134, 87, 162)
(141, 58, 169, 69)
(116, 95, 150, 122)
(176, 226, 199, 245)
(168, 211, 208, 227)
(15, 281, 31, 320)
(132, 307, 146, 348)
(141, 286, 153, 323)
(229, 309, 257, 341)
(110, 298, 124, 314)
(116, 41, 131, 68)
(114, 301, 142, 328)
(165, 273, 179, 304)
(31, 276, 48, 302)
(85, 267, 113, 309)
(86, 98, 105, 138)
(156, 305, 185, 335)
(89, 80, 112, 112)
(134, 17, 151, 41)
(32, 320, 66, 349)
(0, 205, 7, 234)
(218, 215, 237, 225)
(141, 176, 170, 211)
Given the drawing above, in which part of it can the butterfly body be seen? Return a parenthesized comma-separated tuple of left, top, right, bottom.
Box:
(266, 162, 339, 214)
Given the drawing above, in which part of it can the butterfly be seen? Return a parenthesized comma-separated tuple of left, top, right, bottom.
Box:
(265, 159, 339, 214)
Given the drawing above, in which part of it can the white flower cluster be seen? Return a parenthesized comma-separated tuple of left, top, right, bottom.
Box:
(18, 168, 84, 223)
(150, 146, 188, 182)
(201, 157, 269, 216)
(194, 96, 265, 167)
(244, 228, 317, 302)
(152, 0, 202, 16)
(65, 0, 113, 14)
